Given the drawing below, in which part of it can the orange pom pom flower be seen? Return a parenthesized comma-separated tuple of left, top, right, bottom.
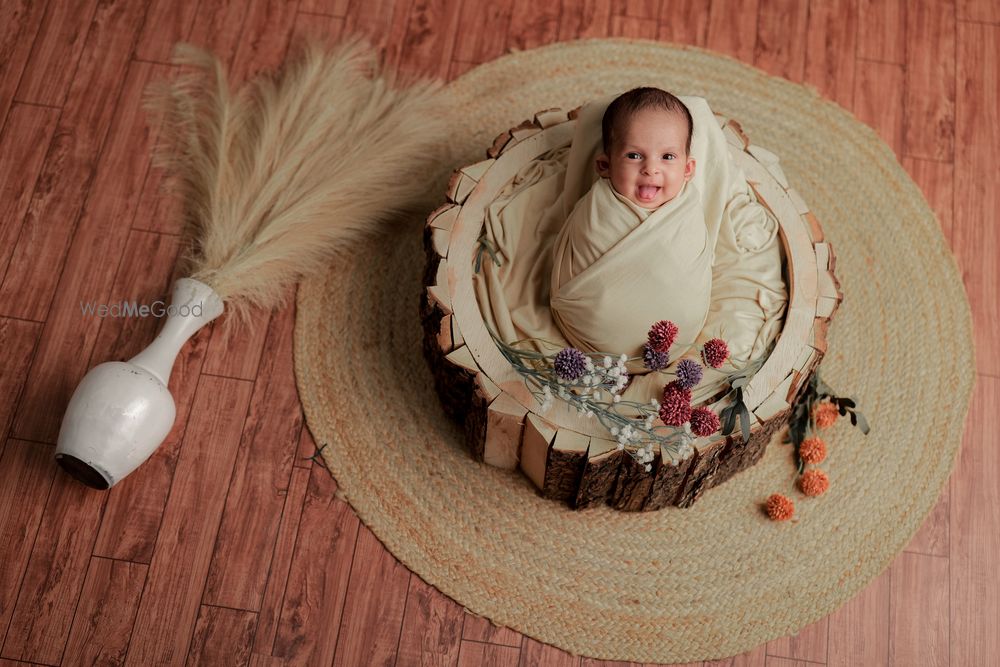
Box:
(800, 469, 830, 497)
(799, 437, 827, 464)
(766, 493, 794, 521)
(813, 402, 839, 429)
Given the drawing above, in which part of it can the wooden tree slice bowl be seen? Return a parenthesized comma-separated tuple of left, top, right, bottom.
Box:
(420, 107, 842, 511)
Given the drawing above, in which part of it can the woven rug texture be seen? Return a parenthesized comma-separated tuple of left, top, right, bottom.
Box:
(293, 39, 975, 662)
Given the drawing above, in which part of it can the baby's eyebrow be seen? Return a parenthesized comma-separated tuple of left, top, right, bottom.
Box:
(623, 145, 681, 152)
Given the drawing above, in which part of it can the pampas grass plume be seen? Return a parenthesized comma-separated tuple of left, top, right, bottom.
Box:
(145, 37, 449, 325)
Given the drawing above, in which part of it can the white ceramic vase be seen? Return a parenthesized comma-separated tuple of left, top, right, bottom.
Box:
(55, 278, 224, 488)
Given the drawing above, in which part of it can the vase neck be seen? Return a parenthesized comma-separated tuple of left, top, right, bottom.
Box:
(128, 278, 224, 384)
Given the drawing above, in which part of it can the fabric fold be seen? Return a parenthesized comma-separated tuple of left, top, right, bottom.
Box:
(549, 178, 712, 361)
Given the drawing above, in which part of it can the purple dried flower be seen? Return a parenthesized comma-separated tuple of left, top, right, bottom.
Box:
(675, 359, 704, 389)
(643, 343, 669, 371)
(553, 347, 587, 381)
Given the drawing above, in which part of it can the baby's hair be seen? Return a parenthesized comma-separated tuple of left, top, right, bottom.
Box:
(601, 87, 693, 156)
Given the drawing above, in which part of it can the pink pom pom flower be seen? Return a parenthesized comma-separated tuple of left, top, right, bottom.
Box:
(659, 381, 692, 426)
(647, 320, 679, 353)
(689, 407, 721, 437)
(701, 338, 729, 369)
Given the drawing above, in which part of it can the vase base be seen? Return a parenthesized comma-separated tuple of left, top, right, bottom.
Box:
(55, 454, 111, 490)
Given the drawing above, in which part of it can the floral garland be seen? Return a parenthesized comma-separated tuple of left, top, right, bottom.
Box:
(475, 234, 868, 515)
(489, 319, 733, 470)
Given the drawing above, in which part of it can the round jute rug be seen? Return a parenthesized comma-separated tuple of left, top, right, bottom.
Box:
(293, 39, 975, 662)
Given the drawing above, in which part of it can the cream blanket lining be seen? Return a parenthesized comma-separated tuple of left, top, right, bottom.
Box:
(472, 95, 787, 406)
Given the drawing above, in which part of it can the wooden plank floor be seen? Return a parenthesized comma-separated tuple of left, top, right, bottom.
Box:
(0, 0, 996, 665)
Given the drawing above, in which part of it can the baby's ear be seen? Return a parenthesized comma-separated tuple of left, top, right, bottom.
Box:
(595, 154, 611, 178)
(684, 156, 696, 181)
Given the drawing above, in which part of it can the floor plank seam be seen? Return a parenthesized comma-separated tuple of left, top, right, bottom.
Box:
(0, 2, 48, 134)
(6, 100, 62, 111)
(297, 9, 344, 19)
(246, 424, 305, 657)
(118, 349, 209, 660)
(56, 491, 113, 665)
(0, 449, 60, 656)
(329, 510, 364, 666)
(91, 553, 148, 565)
(185, 375, 259, 661)
(0, 314, 46, 326)
(856, 55, 907, 68)
(8, 4, 151, 334)
(956, 18, 1000, 27)
(763, 652, 826, 665)
(390, 572, 412, 667)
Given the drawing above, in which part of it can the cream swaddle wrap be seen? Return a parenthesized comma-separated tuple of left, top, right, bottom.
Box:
(549, 177, 711, 365)
(471, 93, 786, 406)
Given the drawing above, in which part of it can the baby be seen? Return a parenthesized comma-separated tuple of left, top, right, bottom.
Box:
(549, 87, 713, 365)
(596, 87, 696, 210)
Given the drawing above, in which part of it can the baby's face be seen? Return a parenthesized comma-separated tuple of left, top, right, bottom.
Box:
(596, 108, 696, 209)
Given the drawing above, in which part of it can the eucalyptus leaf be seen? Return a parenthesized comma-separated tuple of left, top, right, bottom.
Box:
(855, 411, 870, 434)
(722, 404, 736, 436)
(739, 404, 751, 443)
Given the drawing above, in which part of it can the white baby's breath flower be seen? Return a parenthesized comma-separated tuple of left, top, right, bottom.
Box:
(603, 356, 612, 369)
(619, 353, 628, 363)
(644, 464, 651, 472)
(613, 395, 621, 403)
(616, 442, 625, 451)
(593, 390, 602, 401)
(584, 357, 594, 371)
(583, 374, 593, 385)
(610, 426, 620, 436)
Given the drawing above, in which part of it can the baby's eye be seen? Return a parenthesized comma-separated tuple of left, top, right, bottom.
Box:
(626, 152, 641, 160)
(663, 153, 676, 160)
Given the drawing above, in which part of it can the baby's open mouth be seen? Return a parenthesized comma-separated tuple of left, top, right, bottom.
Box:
(637, 185, 660, 201)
